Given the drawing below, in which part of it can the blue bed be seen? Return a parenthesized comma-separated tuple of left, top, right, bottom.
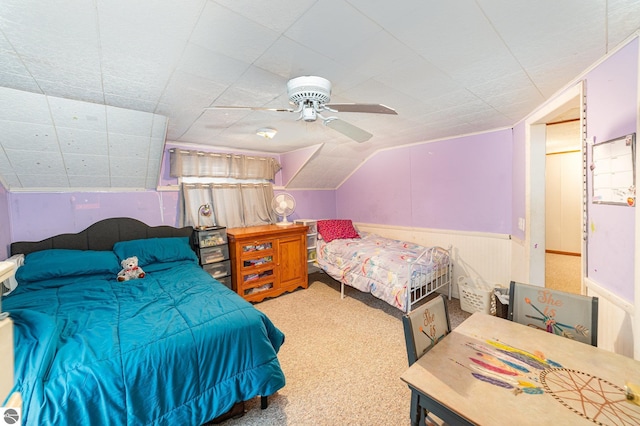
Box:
(3, 218, 286, 425)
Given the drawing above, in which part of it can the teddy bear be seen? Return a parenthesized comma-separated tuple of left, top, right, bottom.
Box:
(117, 256, 145, 281)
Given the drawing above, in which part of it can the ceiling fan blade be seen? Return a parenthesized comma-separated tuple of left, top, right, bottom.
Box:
(205, 105, 294, 113)
(323, 118, 373, 143)
(325, 103, 397, 115)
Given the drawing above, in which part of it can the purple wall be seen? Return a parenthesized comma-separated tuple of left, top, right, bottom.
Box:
(337, 148, 413, 225)
(584, 38, 638, 302)
(336, 130, 513, 233)
(278, 189, 336, 222)
(8, 191, 179, 244)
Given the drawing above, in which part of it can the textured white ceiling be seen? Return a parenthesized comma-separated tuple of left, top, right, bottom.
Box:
(0, 0, 639, 190)
(0, 88, 166, 189)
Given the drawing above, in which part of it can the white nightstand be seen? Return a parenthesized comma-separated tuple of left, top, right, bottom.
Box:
(0, 317, 14, 404)
(0, 260, 15, 288)
(0, 261, 18, 408)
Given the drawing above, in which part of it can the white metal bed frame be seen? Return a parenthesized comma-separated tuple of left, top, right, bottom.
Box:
(336, 244, 453, 314)
(405, 245, 453, 314)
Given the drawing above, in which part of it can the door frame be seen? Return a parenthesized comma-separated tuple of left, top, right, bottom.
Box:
(524, 82, 586, 289)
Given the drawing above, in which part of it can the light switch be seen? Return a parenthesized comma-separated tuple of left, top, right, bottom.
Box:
(518, 217, 526, 231)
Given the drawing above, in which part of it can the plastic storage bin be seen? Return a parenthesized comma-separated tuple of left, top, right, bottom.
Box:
(306, 234, 317, 248)
(196, 227, 228, 248)
(199, 245, 230, 265)
(203, 260, 231, 279)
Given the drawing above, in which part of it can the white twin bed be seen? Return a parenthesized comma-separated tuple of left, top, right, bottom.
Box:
(314, 220, 452, 313)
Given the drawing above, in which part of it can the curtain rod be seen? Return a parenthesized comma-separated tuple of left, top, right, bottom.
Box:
(169, 148, 269, 160)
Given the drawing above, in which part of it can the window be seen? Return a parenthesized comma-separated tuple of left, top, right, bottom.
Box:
(170, 149, 280, 228)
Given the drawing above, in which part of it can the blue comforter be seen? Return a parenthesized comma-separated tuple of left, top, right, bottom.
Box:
(3, 261, 285, 425)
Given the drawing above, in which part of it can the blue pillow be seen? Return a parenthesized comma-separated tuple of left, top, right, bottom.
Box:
(142, 259, 198, 273)
(16, 249, 120, 284)
(113, 237, 198, 267)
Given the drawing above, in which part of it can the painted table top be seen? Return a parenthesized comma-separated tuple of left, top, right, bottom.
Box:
(400, 312, 640, 425)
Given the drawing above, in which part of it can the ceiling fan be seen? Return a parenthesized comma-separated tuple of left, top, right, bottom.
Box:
(206, 76, 397, 143)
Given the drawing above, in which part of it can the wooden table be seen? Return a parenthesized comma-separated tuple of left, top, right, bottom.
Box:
(400, 312, 640, 426)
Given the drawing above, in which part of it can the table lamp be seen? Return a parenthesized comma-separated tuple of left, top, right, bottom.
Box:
(197, 203, 213, 230)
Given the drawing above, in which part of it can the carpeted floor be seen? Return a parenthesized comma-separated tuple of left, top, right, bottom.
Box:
(545, 253, 581, 294)
(222, 272, 470, 426)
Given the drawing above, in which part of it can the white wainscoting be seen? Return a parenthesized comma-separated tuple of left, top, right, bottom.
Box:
(509, 235, 530, 284)
(353, 223, 512, 299)
(585, 277, 635, 357)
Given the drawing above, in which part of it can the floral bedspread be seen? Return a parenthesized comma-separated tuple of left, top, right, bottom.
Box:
(316, 232, 449, 311)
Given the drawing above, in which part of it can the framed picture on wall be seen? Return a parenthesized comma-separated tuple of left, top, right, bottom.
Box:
(591, 133, 636, 206)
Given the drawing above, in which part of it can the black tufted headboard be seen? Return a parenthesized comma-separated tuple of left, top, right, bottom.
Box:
(10, 217, 193, 256)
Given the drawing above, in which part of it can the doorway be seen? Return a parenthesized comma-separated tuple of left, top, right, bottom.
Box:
(526, 82, 586, 293)
(544, 117, 582, 294)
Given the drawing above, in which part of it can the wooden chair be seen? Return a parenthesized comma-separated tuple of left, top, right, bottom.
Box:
(402, 294, 451, 426)
(507, 281, 598, 346)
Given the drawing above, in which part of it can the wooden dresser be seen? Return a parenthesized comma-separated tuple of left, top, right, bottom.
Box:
(227, 224, 308, 302)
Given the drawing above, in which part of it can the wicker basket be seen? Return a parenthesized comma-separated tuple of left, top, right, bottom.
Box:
(458, 276, 492, 314)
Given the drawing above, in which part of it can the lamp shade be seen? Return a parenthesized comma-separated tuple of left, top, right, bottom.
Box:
(197, 203, 213, 229)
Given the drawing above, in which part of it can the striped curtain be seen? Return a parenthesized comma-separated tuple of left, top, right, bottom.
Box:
(169, 149, 281, 180)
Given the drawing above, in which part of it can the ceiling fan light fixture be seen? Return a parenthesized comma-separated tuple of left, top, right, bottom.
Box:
(301, 105, 317, 121)
(256, 127, 278, 139)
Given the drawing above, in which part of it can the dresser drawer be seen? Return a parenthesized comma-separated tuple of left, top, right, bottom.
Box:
(240, 239, 274, 254)
(242, 255, 273, 269)
(199, 245, 229, 264)
(243, 281, 275, 297)
(203, 260, 231, 279)
(243, 269, 274, 285)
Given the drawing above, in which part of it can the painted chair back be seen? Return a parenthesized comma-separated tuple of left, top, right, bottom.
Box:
(402, 294, 451, 365)
(507, 281, 598, 346)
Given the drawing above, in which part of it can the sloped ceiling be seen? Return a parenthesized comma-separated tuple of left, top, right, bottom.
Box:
(1, 0, 639, 191)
